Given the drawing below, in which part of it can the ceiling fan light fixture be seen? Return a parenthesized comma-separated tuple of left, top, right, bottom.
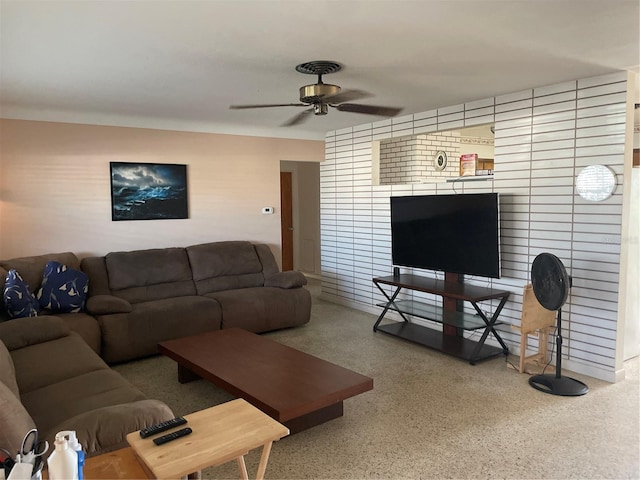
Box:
(313, 103, 328, 116)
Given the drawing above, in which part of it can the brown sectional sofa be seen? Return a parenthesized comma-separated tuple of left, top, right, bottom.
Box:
(0, 240, 311, 458)
(81, 241, 311, 363)
(0, 317, 173, 457)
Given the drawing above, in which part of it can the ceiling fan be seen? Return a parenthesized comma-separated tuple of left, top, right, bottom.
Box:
(229, 61, 403, 126)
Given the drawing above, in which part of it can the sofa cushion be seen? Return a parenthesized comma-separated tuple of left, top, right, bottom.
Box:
(206, 286, 311, 332)
(37, 261, 89, 313)
(0, 316, 70, 352)
(3, 269, 40, 318)
(254, 244, 280, 277)
(187, 241, 265, 294)
(86, 295, 133, 315)
(79, 256, 112, 297)
(0, 253, 82, 323)
(53, 312, 102, 355)
(264, 271, 308, 289)
(98, 296, 222, 363)
(0, 253, 80, 302)
(20, 368, 148, 440)
(0, 380, 36, 458)
(105, 248, 195, 303)
(10, 332, 108, 395)
(0, 339, 19, 398)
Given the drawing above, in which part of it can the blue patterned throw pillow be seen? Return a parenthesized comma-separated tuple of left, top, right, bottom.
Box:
(37, 261, 89, 313)
(3, 269, 40, 318)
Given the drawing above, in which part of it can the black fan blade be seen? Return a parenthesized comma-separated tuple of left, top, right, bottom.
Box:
(335, 103, 403, 117)
(322, 89, 371, 105)
(230, 103, 307, 109)
(281, 108, 314, 127)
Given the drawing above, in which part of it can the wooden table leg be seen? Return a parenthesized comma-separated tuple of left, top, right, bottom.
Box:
(178, 364, 201, 383)
(236, 456, 249, 480)
(255, 441, 273, 480)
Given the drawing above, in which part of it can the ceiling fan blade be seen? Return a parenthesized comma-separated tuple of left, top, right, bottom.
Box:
(281, 108, 314, 127)
(335, 103, 403, 117)
(322, 89, 371, 105)
(229, 103, 307, 109)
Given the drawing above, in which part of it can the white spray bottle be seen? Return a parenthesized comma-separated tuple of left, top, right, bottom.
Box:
(46, 431, 78, 480)
(66, 431, 84, 480)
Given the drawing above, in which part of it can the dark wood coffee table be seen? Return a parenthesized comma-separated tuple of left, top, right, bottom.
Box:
(158, 328, 373, 433)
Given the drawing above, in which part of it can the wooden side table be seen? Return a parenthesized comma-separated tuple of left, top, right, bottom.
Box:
(82, 447, 152, 479)
(127, 398, 289, 480)
(44, 447, 150, 480)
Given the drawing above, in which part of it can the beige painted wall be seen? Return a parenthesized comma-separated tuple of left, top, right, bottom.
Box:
(0, 120, 324, 263)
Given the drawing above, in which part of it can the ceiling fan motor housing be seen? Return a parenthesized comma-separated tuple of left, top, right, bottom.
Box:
(299, 83, 341, 105)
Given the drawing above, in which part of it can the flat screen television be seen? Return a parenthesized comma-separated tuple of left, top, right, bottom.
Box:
(390, 193, 501, 278)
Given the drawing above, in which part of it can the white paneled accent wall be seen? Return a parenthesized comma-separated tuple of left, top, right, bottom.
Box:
(321, 72, 631, 382)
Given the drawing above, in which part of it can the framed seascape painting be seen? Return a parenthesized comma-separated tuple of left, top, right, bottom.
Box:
(110, 162, 188, 221)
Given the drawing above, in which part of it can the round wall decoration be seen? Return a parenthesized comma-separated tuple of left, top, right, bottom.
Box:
(434, 150, 448, 171)
(575, 165, 616, 202)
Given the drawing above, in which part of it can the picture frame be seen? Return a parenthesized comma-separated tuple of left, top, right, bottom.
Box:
(110, 162, 188, 221)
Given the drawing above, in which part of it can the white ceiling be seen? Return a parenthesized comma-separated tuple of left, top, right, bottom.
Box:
(1, 0, 638, 141)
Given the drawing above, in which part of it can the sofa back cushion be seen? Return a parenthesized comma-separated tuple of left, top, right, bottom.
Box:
(0, 253, 81, 321)
(186, 241, 265, 295)
(105, 248, 195, 303)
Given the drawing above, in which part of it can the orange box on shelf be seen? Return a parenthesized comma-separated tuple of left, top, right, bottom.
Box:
(460, 153, 478, 176)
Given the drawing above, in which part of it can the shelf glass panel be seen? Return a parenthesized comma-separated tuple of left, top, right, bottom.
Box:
(376, 299, 501, 330)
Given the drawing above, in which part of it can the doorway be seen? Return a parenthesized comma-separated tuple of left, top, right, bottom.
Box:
(280, 172, 293, 271)
(280, 162, 321, 276)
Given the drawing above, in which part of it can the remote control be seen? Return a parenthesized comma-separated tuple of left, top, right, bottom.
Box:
(153, 427, 193, 445)
(140, 417, 187, 438)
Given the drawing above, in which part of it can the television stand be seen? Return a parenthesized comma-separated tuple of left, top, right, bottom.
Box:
(372, 273, 510, 364)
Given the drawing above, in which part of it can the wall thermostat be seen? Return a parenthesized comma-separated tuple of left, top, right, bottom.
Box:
(262, 207, 274, 214)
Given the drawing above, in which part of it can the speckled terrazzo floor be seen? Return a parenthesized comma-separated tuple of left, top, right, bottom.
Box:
(113, 279, 639, 480)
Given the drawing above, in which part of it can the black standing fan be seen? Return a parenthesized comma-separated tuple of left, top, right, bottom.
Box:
(529, 253, 589, 396)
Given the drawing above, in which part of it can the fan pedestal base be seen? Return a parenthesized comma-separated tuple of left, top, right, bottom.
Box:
(529, 374, 589, 396)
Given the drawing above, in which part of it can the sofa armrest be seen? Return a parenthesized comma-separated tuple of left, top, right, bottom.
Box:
(44, 399, 174, 457)
(0, 316, 70, 351)
(0, 381, 36, 457)
(86, 295, 133, 315)
(264, 271, 308, 289)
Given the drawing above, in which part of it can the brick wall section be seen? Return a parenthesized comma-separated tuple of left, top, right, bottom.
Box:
(379, 132, 461, 184)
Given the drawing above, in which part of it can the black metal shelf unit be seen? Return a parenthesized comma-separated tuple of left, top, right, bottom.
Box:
(372, 274, 510, 365)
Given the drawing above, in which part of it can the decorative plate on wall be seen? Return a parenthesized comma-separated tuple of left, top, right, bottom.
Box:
(575, 165, 616, 202)
(434, 150, 448, 171)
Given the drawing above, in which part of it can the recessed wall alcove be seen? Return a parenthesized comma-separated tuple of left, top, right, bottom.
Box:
(372, 124, 495, 185)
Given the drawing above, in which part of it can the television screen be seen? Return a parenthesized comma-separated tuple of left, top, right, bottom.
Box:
(391, 193, 500, 278)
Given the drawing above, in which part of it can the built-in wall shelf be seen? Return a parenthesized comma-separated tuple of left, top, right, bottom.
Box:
(446, 175, 494, 183)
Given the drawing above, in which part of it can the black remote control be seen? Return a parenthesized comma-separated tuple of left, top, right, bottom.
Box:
(140, 417, 187, 438)
(153, 427, 192, 445)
